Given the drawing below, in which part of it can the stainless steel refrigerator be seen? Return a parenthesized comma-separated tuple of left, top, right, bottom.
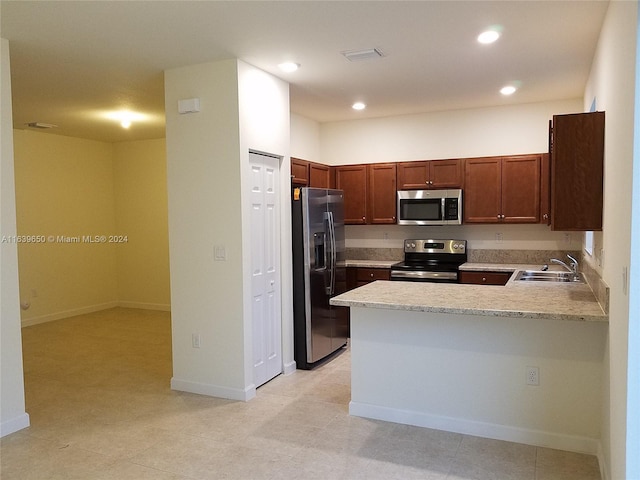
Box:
(291, 187, 348, 369)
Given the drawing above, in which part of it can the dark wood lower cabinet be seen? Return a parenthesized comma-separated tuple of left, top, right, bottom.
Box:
(459, 271, 512, 286)
(346, 267, 391, 290)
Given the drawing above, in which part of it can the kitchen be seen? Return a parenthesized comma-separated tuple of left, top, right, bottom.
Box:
(1, 2, 639, 480)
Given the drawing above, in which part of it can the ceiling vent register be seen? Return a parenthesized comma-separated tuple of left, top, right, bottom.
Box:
(341, 48, 385, 62)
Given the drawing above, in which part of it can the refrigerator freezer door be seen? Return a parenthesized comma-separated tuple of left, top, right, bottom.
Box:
(327, 189, 349, 350)
(302, 188, 333, 363)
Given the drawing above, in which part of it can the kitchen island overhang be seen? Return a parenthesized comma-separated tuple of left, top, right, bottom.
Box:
(331, 280, 608, 456)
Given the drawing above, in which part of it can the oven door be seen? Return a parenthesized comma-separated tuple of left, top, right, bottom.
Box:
(390, 262, 459, 283)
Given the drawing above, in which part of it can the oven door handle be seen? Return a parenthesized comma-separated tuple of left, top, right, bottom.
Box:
(390, 270, 458, 281)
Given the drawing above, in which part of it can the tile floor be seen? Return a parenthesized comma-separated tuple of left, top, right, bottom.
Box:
(2, 308, 602, 479)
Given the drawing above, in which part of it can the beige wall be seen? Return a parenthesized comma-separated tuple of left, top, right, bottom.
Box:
(113, 139, 170, 310)
(13, 131, 170, 325)
(583, 2, 638, 479)
(1, 37, 29, 437)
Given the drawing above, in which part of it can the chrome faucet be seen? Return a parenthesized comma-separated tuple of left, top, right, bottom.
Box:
(550, 254, 579, 279)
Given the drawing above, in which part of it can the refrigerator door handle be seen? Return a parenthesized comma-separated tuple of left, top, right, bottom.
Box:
(327, 211, 337, 295)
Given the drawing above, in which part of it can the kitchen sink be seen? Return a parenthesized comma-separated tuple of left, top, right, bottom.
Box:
(514, 270, 585, 283)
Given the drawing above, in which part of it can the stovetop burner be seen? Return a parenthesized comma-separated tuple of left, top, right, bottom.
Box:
(390, 239, 467, 283)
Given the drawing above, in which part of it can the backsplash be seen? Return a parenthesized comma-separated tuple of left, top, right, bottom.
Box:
(346, 248, 403, 261)
(581, 252, 610, 314)
(468, 249, 582, 265)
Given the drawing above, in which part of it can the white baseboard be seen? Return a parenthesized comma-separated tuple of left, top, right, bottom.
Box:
(171, 377, 256, 402)
(0, 413, 30, 438)
(21, 301, 171, 327)
(597, 442, 610, 480)
(349, 401, 601, 456)
(117, 301, 171, 311)
(283, 360, 297, 375)
(21, 302, 119, 327)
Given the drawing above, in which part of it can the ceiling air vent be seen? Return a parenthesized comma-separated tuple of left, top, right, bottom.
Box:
(341, 48, 385, 62)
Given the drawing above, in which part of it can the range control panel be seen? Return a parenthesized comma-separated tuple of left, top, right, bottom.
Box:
(403, 239, 466, 254)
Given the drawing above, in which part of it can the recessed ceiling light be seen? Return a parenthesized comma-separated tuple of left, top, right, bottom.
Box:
(477, 26, 503, 44)
(278, 62, 300, 73)
(500, 85, 517, 96)
(352, 102, 366, 111)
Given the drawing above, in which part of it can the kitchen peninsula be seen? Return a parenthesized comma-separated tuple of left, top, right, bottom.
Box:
(330, 276, 608, 455)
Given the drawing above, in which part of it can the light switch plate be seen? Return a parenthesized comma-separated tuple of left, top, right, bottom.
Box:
(214, 245, 226, 261)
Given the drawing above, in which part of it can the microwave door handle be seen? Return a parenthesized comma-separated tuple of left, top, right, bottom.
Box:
(441, 197, 446, 222)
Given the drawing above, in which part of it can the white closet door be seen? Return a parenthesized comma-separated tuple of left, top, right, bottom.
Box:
(249, 152, 282, 387)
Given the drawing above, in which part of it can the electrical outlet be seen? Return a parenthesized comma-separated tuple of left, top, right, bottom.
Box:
(526, 366, 539, 386)
(383, 232, 389, 240)
(495, 232, 503, 243)
(192, 333, 201, 349)
(564, 233, 572, 244)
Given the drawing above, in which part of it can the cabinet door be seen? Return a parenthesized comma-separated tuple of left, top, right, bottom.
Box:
(335, 165, 368, 224)
(355, 267, 391, 287)
(464, 157, 502, 223)
(501, 155, 541, 223)
(397, 161, 429, 189)
(291, 158, 309, 186)
(368, 163, 397, 224)
(551, 112, 604, 231)
(540, 154, 551, 225)
(429, 159, 464, 188)
(309, 162, 331, 188)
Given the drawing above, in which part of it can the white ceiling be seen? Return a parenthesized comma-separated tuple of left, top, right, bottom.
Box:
(1, 1, 609, 143)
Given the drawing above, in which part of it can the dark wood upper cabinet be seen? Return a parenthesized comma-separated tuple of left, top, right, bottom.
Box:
(335, 163, 396, 225)
(335, 164, 368, 224)
(368, 163, 397, 224)
(464, 157, 502, 223)
(550, 111, 605, 231)
(397, 159, 463, 189)
(309, 162, 331, 188)
(501, 155, 541, 223)
(291, 158, 309, 186)
(291, 158, 333, 188)
(540, 153, 551, 225)
(464, 154, 542, 224)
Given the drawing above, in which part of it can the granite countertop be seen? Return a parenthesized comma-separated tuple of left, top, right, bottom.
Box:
(331, 263, 608, 322)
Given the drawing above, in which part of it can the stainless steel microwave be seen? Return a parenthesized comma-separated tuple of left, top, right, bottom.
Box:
(397, 189, 463, 225)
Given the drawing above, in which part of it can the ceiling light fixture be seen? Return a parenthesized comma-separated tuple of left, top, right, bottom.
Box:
(278, 62, 300, 73)
(104, 110, 146, 129)
(477, 26, 503, 44)
(500, 85, 517, 96)
(352, 102, 366, 111)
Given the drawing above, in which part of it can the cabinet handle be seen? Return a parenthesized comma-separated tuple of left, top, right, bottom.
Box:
(362, 216, 366, 221)
(543, 213, 549, 220)
(370, 273, 374, 278)
(482, 277, 487, 282)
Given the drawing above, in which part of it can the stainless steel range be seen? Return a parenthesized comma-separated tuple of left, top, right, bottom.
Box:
(390, 239, 467, 283)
